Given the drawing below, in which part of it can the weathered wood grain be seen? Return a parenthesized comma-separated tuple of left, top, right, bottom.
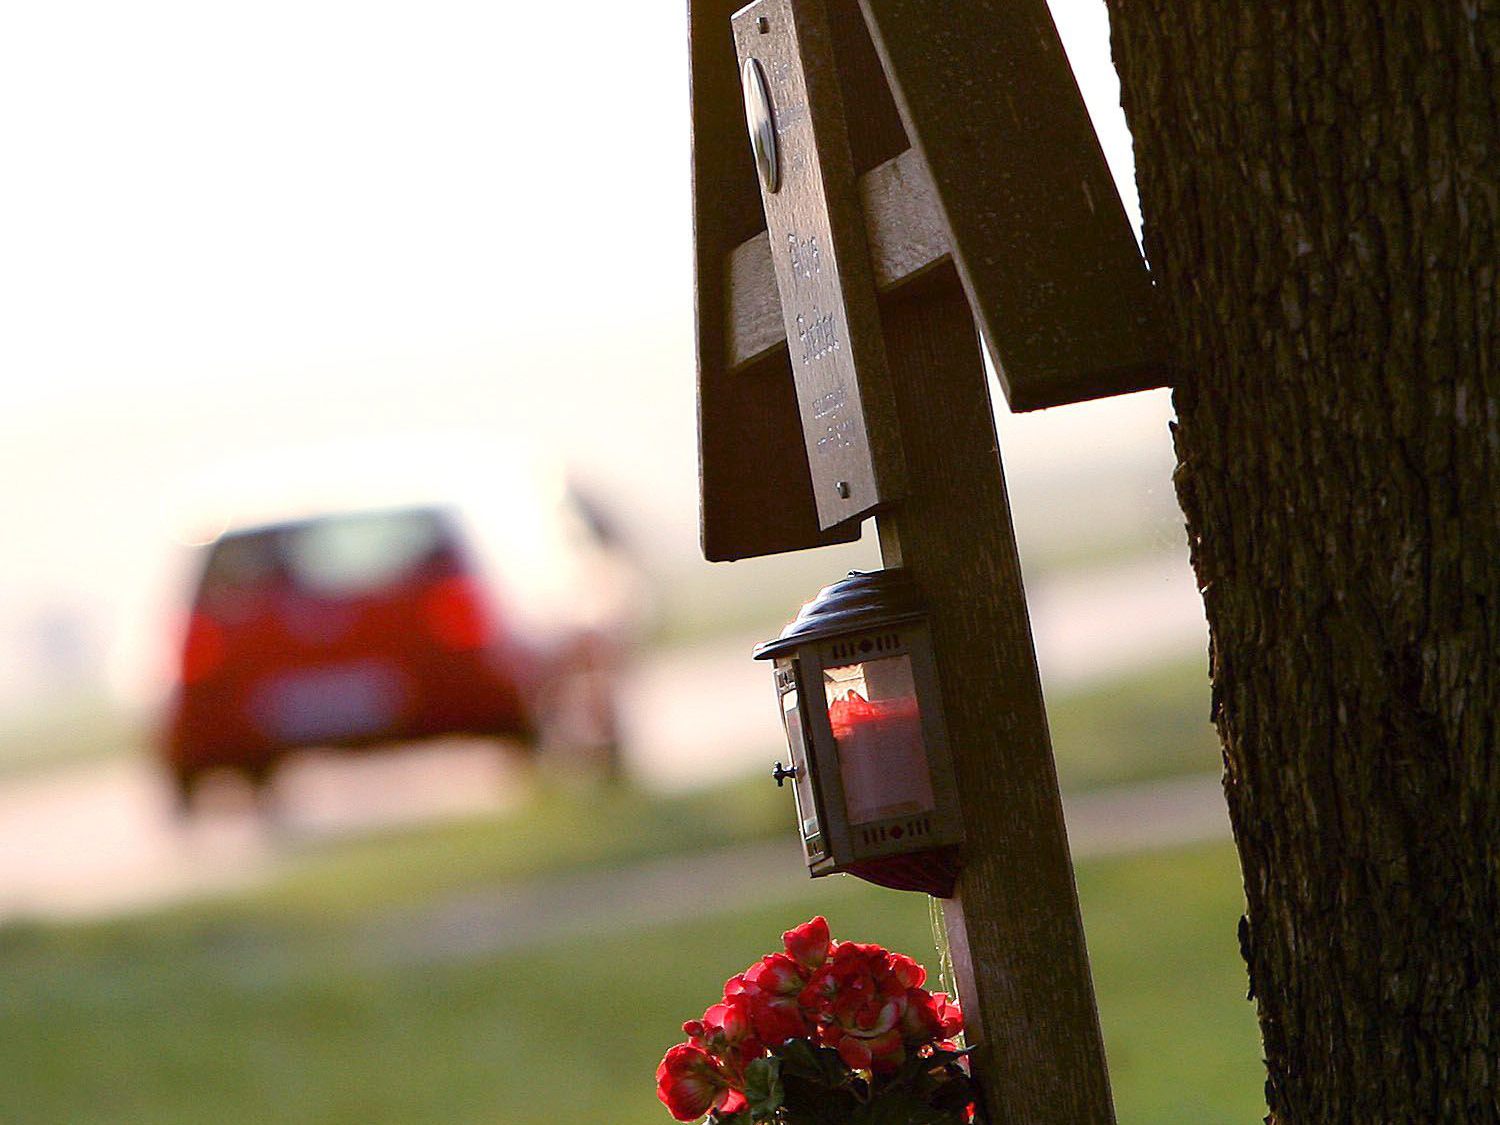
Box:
(876, 272, 1117, 1124)
(732, 0, 906, 529)
(695, 2, 1119, 1117)
(725, 146, 950, 371)
(691, 0, 862, 561)
(857, 0, 1175, 411)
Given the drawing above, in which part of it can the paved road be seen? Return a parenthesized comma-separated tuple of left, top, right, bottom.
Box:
(369, 774, 1231, 966)
(624, 554, 1207, 791)
(0, 741, 530, 920)
(0, 554, 1207, 922)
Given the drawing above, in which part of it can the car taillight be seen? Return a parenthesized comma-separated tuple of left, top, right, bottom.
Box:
(181, 613, 226, 684)
(420, 576, 492, 650)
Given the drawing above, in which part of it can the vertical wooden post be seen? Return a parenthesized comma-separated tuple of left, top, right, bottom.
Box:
(695, 1, 1126, 1115)
(874, 274, 1116, 1124)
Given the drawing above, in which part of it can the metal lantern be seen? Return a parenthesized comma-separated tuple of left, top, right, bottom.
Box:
(754, 568, 963, 897)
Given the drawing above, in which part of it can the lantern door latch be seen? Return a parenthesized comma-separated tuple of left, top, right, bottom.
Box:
(772, 761, 800, 787)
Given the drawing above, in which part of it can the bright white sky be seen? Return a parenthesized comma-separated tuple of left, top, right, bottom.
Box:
(0, 0, 1173, 708)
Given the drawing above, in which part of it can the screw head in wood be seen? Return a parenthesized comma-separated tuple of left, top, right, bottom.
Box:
(741, 57, 779, 194)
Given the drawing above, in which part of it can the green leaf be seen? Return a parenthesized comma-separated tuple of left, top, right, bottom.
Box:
(925, 1072, 978, 1117)
(780, 1066, 868, 1125)
(816, 1045, 854, 1088)
(777, 1039, 827, 1081)
(883, 1050, 929, 1090)
(923, 1047, 973, 1068)
(850, 1090, 969, 1125)
(744, 1056, 785, 1118)
(773, 1039, 856, 1092)
(707, 1112, 753, 1125)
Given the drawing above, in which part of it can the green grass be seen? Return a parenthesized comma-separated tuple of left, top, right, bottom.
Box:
(1049, 658, 1219, 791)
(153, 657, 1215, 930)
(0, 656, 1219, 943)
(0, 841, 1262, 1125)
(218, 775, 791, 924)
(0, 656, 1235, 1122)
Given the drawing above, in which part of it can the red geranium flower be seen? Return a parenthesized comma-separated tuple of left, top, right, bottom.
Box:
(741, 952, 813, 1043)
(684, 992, 764, 1071)
(655, 1043, 746, 1122)
(782, 915, 832, 970)
(798, 941, 920, 1074)
(887, 952, 926, 990)
(656, 918, 972, 1122)
(834, 1025, 904, 1073)
(932, 991, 964, 1039)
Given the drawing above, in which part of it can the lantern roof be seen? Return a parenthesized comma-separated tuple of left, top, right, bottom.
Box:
(753, 568, 925, 660)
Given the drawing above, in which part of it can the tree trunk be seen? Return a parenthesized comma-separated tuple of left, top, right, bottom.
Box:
(1102, 3, 1499, 1121)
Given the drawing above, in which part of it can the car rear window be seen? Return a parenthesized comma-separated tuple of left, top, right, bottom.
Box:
(199, 509, 451, 600)
(283, 509, 447, 594)
(198, 532, 281, 599)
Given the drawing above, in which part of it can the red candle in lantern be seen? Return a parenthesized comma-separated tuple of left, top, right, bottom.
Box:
(827, 674, 935, 825)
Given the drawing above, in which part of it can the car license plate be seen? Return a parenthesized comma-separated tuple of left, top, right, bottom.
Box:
(248, 661, 405, 743)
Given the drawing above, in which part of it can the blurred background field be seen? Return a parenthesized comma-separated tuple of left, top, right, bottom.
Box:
(0, 0, 1265, 1120)
(0, 665, 1258, 1123)
(0, 821, 1260, 1125)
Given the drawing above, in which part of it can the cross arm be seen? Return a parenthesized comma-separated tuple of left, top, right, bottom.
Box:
(723, 146, 950, 372)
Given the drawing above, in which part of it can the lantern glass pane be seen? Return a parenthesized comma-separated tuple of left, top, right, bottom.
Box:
(823, 654, 935, 825)
(781, 687, 823, 854)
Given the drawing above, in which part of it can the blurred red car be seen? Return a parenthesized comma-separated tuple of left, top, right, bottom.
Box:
(159, 504, 617, 807)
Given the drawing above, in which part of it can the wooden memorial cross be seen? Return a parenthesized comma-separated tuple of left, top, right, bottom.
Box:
(691, 1, 1174, 1121)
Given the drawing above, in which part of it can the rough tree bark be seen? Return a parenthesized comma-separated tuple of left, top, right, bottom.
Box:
(1102, 4, 1499, 1122)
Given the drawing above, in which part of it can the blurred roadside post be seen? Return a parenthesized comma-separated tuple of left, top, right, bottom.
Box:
(690, 1, 1175, 1121)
